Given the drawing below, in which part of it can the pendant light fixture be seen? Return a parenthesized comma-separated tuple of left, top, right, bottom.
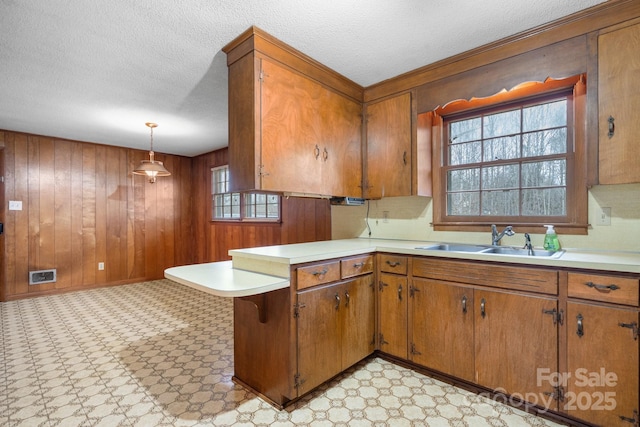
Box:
(132, 122, 171, 183)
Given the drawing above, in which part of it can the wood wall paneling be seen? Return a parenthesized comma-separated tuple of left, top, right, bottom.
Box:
(1, 131, 194, 300)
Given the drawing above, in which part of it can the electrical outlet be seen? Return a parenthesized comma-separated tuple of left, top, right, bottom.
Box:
(98, 262, 105, 271)
(9, 200, 22, 210)
(596, 207, 611, 226)
(383, 211, 389, 223)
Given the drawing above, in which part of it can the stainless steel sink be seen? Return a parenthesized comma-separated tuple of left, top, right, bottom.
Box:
(416, 243, 565, 259)
(415, 243, 489, 252)
(481, 246, 564, 258)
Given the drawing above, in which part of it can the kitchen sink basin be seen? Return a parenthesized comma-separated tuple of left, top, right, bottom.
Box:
(415, 243, 489, 252)
(481, 246, 564, 258)
(416, 243, 565, 259)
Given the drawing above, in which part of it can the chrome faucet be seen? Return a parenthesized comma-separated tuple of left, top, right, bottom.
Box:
(523, 233, 533, 256)
(491, 224, 515, 246)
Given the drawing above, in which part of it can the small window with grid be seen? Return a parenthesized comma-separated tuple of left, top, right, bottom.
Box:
(211, 166, 281, 222)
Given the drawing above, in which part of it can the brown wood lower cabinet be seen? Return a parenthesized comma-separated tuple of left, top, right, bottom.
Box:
(410, 278, 474, 382)
(474, 288, 558, 411)
(408, 257, 560, 411)
(297, 274, 375, 395)
(565, 301, 639, 426)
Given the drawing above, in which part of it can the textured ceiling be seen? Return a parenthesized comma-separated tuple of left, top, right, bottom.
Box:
(0, 0, 606, 157)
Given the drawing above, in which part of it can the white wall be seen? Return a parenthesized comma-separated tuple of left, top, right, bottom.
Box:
(331, 184, 640, 252)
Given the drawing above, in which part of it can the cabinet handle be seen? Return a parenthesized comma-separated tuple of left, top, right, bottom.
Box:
(619, 322, 639, 340)
(344, 291, 350, 307)
(314, 144, 320, 159)
(462, 295, 468, 314)
(585, 281, 620, 292)
(607, 116, 615, 139)
(312, 268, 328, 277)
(480, 298, 486, 318)
(323, 147, 328, 161)
(334, 293, 340, 310)
(398, 285, 403, 301)
(402, 151, 407, 166)
(353, 262, 364, 269)
(386, 260, 401, 267)
(576, 313, 584, 338)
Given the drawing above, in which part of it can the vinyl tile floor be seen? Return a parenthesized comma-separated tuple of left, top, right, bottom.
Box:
(1, 279, 565, 427)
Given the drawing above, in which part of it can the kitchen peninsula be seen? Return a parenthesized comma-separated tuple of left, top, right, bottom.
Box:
(166, 238, 640, 426)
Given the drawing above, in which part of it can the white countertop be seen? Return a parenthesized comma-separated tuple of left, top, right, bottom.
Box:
(230, 238, 640, 274)
(164, 260, 289, 297)
(166, 239, 640, 298)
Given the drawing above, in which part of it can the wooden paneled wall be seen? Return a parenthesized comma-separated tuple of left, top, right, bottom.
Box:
(1, 132, 331, 300)
(1, 130, 193, 300)
(191, 148, 332, 263)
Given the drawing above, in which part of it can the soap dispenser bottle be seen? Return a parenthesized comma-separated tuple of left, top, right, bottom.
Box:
(543, 225, 560, 251)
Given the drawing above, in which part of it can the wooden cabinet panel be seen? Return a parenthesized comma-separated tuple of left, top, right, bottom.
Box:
(598, 22, 640, 184)
(297, 261, 340, 290)
(365, 93, 412, 198)
(378, 272, 408, 358)
(341, 254, 374, 279)
(474, 289, 558, 410)
(410, 278, 474, 382)
(412, 257, 558, 295)
(568, 272, 639, 306)
(566, 301, 639, 426)
(297, 283, 343, 395)
(341, 275, 376, 369)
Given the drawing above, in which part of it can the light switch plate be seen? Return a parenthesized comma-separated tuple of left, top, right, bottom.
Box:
(9, 200, 22, 210)
(596, 207, 611, 226)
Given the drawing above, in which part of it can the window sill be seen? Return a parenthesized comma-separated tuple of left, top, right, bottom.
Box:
(432, 222, 589, 235)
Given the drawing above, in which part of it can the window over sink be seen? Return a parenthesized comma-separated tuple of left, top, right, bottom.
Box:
(429, 75, 588, 234)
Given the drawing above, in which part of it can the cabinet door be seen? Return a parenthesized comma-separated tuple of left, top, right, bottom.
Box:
(261, 59, 362, 196)
(341, 275, 375, 369)
(365, 93, 412, 198)
(318, 88, 363, 197)
(260, 59, 325, 194)
(475, 289, 558, 410)
(378, 272, 408, 359)
(410, 278, 474, 382)
(598, 23, 640, 184)
(566, 302, 639, 426)
(297, 283, 342, 395)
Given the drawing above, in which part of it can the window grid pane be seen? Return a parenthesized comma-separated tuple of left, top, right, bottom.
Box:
(211, 166, 280, 221)
(446, 97, 568, 218)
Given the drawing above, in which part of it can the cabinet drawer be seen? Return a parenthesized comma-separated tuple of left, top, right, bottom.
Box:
(568, 272, 639, 306)
(379, 254, 408, 275)
(297, 261, 341, 290)
(341, 255, 374, 279)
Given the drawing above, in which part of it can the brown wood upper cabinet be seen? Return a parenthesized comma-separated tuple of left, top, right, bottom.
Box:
(364, 92, 432, 199)
(223, 28, 363, 197)
(598, 21, 640, 184)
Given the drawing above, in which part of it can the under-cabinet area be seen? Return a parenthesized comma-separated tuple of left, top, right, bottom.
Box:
(223, 240, 640, 427)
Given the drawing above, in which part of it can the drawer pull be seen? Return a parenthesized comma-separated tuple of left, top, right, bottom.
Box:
(398, 284, 403, 301)
(334, 293, 340, 310)
(386, 260, 401, 267)
(344, 291, 350, 307)
(353, 262, 364, 269)
(585, 281, 620, 292)
(607, 116, 615, 139)
(312, 268, 328, 277)
(480, 298, 486, 318)
(462, 295, 468, 314)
